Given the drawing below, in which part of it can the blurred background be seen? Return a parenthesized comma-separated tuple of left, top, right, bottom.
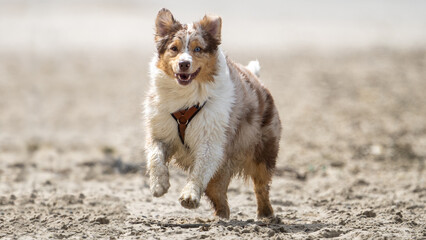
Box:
(1, 0, 425, 161)
(0, 0, 425, 239)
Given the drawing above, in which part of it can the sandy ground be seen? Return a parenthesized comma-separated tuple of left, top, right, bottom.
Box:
(0, 48, 425, 239)
(1, 1, 426, 239)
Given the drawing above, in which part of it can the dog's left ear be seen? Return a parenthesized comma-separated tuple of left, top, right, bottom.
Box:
(200, 15, 222, 42)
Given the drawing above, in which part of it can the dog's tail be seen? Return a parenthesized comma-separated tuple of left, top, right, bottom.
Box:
(246, 60, 260, 77)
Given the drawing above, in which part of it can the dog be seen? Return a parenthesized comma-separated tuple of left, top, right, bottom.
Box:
(144, 8, 281, 219)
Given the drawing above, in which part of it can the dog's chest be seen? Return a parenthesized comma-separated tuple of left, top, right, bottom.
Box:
(150, 106, 206, 149)
(150, 99, 231, 158)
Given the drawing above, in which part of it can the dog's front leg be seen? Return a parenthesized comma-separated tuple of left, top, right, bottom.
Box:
(179, 141, 224, 209)
(146, 140, 171, 197)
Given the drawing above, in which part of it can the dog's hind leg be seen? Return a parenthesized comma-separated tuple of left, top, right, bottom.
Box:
(251, 164, 274, 218)
(250, 133, 279, 218)
(205, 168, 232, 219)
(251, 163, 274, 218)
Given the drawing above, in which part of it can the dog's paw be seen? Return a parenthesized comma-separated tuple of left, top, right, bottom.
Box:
(149, 166, 170, 197)
(179, 184, 201, 209)
(150, 180, 170, 197)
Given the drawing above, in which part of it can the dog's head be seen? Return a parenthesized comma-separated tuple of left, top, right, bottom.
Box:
(154, 8, 222, 86)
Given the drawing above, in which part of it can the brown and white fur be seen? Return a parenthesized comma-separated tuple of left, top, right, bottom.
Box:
(144, 8, 281, 219)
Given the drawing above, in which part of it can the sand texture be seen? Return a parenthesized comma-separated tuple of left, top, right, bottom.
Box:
(0, 49, 425, 239)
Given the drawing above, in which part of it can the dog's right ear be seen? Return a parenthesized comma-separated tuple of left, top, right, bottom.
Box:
(155, 8, 179, 37)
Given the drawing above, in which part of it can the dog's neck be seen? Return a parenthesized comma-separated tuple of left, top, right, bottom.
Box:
(150, 49, 229, 112)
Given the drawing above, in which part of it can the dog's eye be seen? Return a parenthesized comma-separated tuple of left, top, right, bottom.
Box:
(170, 46, 178, 52)
(194, 47, 202, 52)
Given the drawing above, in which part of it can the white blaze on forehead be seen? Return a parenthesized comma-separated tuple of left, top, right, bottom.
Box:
(179, 23, 195, 63)
(185, 23, 196, 50)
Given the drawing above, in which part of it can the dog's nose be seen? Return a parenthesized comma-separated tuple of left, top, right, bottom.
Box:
(179, 61, 191, 72)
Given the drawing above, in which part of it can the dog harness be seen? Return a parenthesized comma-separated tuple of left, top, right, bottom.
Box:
(171, 102, 206, 145)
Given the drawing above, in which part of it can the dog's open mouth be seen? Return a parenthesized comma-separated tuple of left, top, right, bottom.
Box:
(175, 68, 201, 85)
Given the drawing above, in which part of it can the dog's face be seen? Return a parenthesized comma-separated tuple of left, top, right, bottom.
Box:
(154, 9, 222, 86)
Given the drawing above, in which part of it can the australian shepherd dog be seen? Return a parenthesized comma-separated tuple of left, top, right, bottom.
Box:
(144, 8, 281, 219)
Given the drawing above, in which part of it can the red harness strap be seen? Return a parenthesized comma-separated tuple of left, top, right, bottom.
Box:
(171, 102, 206, 145)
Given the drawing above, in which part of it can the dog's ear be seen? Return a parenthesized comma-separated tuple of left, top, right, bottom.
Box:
(200, 15, 222, 42)
(155, 8, 179, 37)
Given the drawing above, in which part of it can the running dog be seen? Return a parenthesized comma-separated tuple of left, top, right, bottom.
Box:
(144, 8, 281, 219)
